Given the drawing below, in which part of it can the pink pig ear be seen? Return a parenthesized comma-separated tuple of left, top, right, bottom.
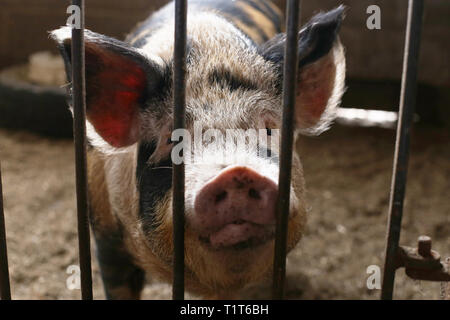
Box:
(51, 27, 166, 147)
(295, 39, 345, 134)
(260, 6, 346, 135)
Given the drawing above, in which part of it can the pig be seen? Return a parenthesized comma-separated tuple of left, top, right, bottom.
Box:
(51, 0, 346, 299)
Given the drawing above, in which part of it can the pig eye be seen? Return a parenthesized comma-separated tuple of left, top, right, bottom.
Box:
(266, 128, 272, 136)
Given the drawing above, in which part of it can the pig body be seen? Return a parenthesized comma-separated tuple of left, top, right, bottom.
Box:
(52, 0, 346, 299)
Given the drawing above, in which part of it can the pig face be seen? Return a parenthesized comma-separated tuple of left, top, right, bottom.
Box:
(51, 5, 345, 296)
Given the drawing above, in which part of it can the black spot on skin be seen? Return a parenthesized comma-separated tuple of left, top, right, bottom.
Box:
(245, 0, 283, 33)
(136, 141, 157, 178)
(94, 228, 145, 299)
(142, 62, 173, 110)
(136, 142, 173, 233)
(190, 0, 268, 43)
(258, 6, 345, 93)
(226, 5, 270, 42)
(209, 69, 258, 92)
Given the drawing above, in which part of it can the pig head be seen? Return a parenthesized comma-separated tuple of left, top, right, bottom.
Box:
(51, 1, 346, 299)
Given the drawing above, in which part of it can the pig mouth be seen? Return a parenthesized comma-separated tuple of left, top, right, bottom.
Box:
(198, 220, 275, 250)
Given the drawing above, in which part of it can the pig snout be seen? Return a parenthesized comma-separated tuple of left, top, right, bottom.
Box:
(193, 166, 278, 249)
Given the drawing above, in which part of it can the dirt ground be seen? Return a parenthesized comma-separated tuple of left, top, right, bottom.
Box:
(0, 124, 448, 300)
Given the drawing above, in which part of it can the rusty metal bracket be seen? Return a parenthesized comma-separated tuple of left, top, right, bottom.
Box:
(395, 236, 450, 282)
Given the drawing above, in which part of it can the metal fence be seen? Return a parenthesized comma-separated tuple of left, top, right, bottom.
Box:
(0, 0, 448, 301)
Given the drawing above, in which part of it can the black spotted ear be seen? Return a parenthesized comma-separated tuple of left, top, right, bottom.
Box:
(50, 27, 166, 147)
(260, 6, 346, 135)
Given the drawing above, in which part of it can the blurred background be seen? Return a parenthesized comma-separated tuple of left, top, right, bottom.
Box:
(0, 0, 448, 299)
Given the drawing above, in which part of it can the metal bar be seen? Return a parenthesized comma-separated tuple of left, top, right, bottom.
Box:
(71, 0, 93, 300)
(381, 0, 424, 300)
(0, 163, 11, 300)
(272, 0, 301, 300)
(172, 0, 187, 301)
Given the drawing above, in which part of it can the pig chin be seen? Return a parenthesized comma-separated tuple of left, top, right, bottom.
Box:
(182, 207, 304, 294)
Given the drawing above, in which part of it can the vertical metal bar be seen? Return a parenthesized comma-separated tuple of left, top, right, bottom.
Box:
(71, 0, 93, 300)
(172, 0, 187, 300)
(0, 163, 11, 300)
(272, 0, 300, 300)
(381, 0, 424, 300)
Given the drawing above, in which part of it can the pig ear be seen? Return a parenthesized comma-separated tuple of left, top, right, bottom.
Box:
(50, 27, 166, 147)
(260, 6, 346, 135)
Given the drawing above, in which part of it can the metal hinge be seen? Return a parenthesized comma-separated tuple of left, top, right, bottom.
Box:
(395, 235, 450, 299)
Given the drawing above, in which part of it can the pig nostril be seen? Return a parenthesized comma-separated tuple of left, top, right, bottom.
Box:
(248, 188, 261, 200)
(215, 191, 227, 203)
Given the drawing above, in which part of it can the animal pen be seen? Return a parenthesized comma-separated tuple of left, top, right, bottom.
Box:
(0, 0, 449, 300)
